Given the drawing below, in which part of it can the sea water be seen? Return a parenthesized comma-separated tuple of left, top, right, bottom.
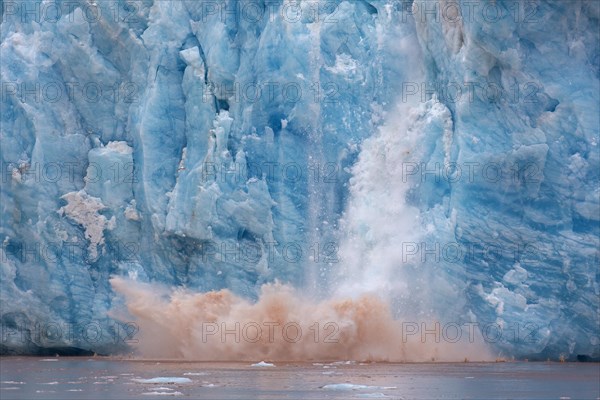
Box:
(1, 358, 598, 399)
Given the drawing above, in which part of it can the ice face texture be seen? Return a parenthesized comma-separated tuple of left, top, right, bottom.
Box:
(1, 1, 598, 360)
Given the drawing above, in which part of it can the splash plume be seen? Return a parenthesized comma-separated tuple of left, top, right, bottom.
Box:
(110, 277, 492, 362)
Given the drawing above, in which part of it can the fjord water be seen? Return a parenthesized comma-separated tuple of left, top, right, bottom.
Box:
(1, 358, 599, 400)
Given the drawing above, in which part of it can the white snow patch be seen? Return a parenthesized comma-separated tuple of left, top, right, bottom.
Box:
(179, 47, 204, 70)
(502, 263, 528, 285)
(125, 199, 140, 221)
(326, 53, 357, 75)
(105, 141, 133, 155)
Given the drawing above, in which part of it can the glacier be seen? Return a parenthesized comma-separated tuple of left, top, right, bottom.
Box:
(0, 0, 598, 360)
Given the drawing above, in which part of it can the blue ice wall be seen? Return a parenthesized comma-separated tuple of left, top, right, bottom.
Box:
(0, 0, 598, 359)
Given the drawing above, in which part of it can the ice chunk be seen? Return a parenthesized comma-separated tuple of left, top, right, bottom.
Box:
(250, 361, 275, 367)
(322, 384, 397, 391)
(133, 378, 192, 384)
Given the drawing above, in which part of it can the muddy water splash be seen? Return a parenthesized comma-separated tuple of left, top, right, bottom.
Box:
(110, 277, 492, 361)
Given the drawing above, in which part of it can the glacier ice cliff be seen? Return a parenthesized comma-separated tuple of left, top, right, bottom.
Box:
(0, 0, 598, 360)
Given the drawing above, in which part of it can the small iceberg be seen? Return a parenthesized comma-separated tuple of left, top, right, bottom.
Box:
(322, 384, 397, 391)
(142, 391, 183, 396)
(133, 378, 192, 384)
(331, 360, 356, 365)
(250, 361, 275, 367)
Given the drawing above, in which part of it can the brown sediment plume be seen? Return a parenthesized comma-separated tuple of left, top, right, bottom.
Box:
(110, 277, 492, 362)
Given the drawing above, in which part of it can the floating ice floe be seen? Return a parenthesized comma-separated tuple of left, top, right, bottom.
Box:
(355, 393, 388, 398)
(133, 378, 192, 384)
(250, 361, 275, 367)
(183, 372, 208, 376)
(331, 360, 356, 365)
(322, 384, 397, 391)
(142, 391, 183, 396)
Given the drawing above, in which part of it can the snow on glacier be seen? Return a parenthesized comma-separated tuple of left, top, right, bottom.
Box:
(0, 0, 598, 360)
